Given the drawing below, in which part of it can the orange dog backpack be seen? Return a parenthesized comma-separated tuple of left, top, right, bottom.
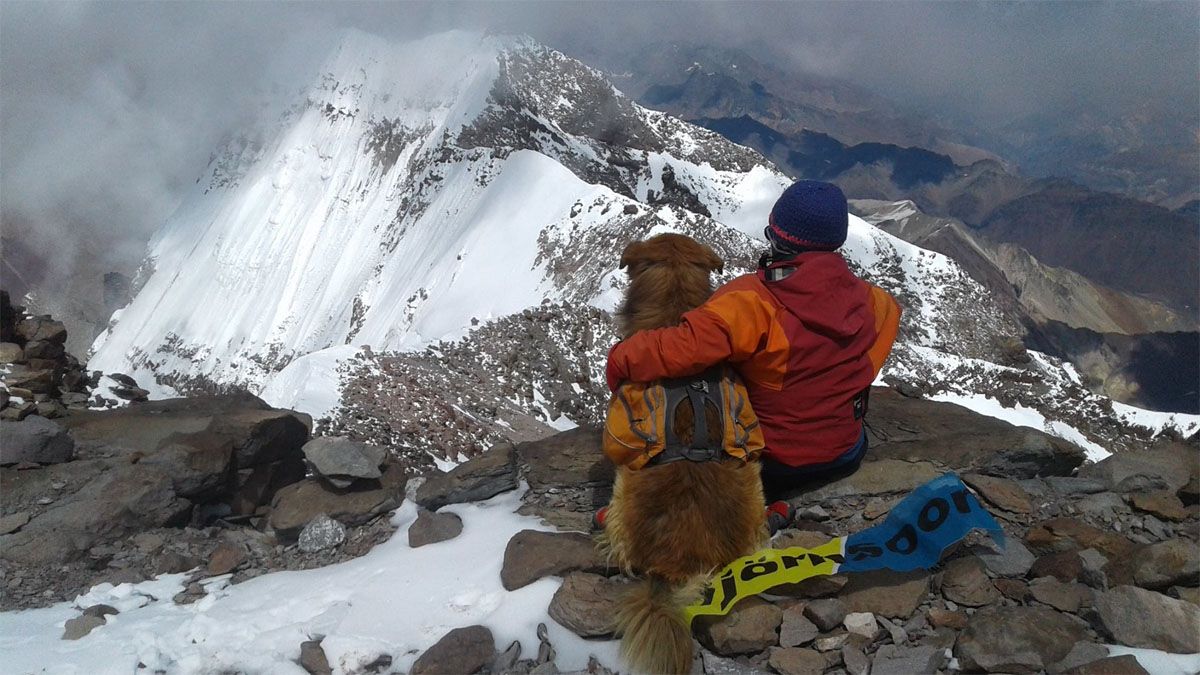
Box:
(603, 366, 765, 470)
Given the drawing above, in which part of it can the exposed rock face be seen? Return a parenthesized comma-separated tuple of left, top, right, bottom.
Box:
(0, 416, 74, 466)
(1093, 585, 1200, 653)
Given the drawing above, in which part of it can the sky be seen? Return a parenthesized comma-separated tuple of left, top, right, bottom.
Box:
(1, 0, 1197, 282)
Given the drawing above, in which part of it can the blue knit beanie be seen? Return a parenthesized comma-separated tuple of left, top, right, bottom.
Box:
(766, 180, 848, 252)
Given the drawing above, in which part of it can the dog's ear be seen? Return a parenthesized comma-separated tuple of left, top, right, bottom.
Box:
(619, 241, 644, 270)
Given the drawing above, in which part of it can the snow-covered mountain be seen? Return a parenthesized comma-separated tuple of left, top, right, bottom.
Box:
(90, 29, 1197, 471)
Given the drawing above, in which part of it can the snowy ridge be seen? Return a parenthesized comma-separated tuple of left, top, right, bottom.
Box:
(87, 28, 1196, 464)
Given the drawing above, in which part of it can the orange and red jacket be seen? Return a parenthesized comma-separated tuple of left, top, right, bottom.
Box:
(606, 251, 902, 468)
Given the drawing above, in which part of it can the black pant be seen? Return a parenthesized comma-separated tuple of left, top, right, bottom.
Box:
(760, 431, 868, 502)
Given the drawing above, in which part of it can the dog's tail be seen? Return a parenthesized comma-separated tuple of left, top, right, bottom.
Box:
(616, 576, 700, 675)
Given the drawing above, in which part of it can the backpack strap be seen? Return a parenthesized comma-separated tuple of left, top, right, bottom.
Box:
(650, 367, 728, 466)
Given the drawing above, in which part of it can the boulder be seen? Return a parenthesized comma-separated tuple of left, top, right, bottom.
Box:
(1028, 577, 1092, 613)
(299, 640, 332, 675)
(408, 509, 463, 548)
(941, 556, 998, 607)
(867, 388, 1085, 478)
(801, 459, 942, 501)
(779, 607, 819, 647)
(500, 529, 606, 591)
(0, 342, 23, 363)
(1025, 518, 1136, 560)
(16, 317, 66, 344)
(23, 340, 64, 360)
(1047, 641, 1111, 674)
(410, 625, 495, 675)
(416, 444, 518, 511)
(207, 542, 246, 575)
(298, 514, 347, 553)
(0, 416, 74, 466)
(1062, 655, 1150, 675)
(971, 537, 1035, 577)
(516, 426, 612, 490)
(546, 572, 622, 637)
(927, 607, 968, 630)
(4, 369, 56, 394)
(871, 645, 946, 675)
(0, 463, 189, 565)
(963, 473, 1034, 514)
(1093, 585, 1200, 652)
(1079, 445, 1196, 494)
(61, 614, 105, 640)
(138, 432, 234, 499)
(955, 606, 1086, 673)
(302, 436, 385, 488)
(839, 569, 930, 619)
(696, 596, 783, 656)
(1030, 550, 1086, 582)
(802, 598, 847, 632)
(1132, 539, 1199, 590)
(1125, 490, 1188, 522)
(269, 479, 398, 539)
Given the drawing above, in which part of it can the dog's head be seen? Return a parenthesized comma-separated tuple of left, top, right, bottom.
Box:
(619, 233, 724, 278)
(617, 234, 725, 335)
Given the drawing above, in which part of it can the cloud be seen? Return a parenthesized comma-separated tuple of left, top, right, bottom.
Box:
(1, 1, 1195, 283)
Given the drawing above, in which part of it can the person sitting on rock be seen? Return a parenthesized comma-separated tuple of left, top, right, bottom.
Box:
(605, 180, 902, 514)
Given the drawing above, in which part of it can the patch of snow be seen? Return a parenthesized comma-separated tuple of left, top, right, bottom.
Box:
(1106, 645, 1200, 675)
(930, 392, 1112, 461)
(0, 490, 620, 674)
(260, 345, 359, 418)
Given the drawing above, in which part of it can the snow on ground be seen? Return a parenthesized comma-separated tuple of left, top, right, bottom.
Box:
(930, 392, 1113, 461)
(1106, 646, 1200, 675)
(1110, 400, 1200, 439)
(260, 345, 360, 419)
(0, 490, 620, 675)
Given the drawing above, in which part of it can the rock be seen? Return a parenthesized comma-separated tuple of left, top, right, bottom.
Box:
(802, 598, 847, 632)
(840, 569, 930, 619)
(0, 342, 22, 363)
(1062, 655, 1150, 675)
(547, 572, 622, 637)
(1025, 518, 1136, 560)
(955, 606, 1086, 673)
(964, 474, 1034, 514)
(411, 625, 495, 675)
(61, 614, 106, 640)
(299, 640, 332, 675)
(1093, 585, 1200, 652)
(1029, 577, 1092, 613)
(1180, 474, 1200, 505)
(1043, 476, 1108, 495)
(1172, 585, 1200, 606)
(779, 607, 819, 647)
(516, 426, 612, 490)
(140, 432, 235, 499)
(16, 317, 67, 344)
(1031, 550, 1085, 582)
(941, 557, 998, 607)
(795, 505, 830, 521)
(877, 615, 907, 645)
(802, 459, 942, 500)
(408, 509, 463, 548)
(0, 511, 30, 534)
(842, 612, 879, 640)
(0, 463, 189, 565)
(971, 538, 1035, 577)
(4, 369, 56, 394)
(697, 596, 783, 656)
(994, 578, 1032, 602)
(269, 479, 398, 539)
(416, 444, 518, 511)
(841, 645, 870, 675)
(867, 388, 1085, 478)
(302, 436, 386, 488)
(1132, 539, 1199, 590)
(500, 529, 605, 591)
(0, 416, 74, 466)
(813, 634, 848, 652)
(871, 645, 945, 675)
(775, 573, 848, 599)
(81, 604, 119, 619)
(767, 647, 825, 675)
(35, 400, 67, 419)
(156, 551, 203, 574)
(927, 607, 968, 629)
(1048, 641, 1111, 674)
(700, 649, 771, 675)
(298, 514, 347, 553)
(863, 496, 900, 520)
(773, 529, 832, 550)
(207, 542, 246, 575)
(1126, 490, 1188, 522)
(23, 340, 64, 360)
(1077, 549, 1110, 589)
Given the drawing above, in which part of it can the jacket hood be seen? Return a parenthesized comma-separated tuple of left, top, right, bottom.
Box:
(756, 252, 869, 338)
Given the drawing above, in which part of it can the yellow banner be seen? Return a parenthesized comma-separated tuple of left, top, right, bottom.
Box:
(682, 538, 846, 624)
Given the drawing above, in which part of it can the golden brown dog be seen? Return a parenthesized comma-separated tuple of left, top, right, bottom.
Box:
(601, 233, 767, 674)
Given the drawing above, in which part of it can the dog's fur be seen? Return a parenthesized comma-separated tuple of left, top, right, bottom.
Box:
(603, 234, 767, 674)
